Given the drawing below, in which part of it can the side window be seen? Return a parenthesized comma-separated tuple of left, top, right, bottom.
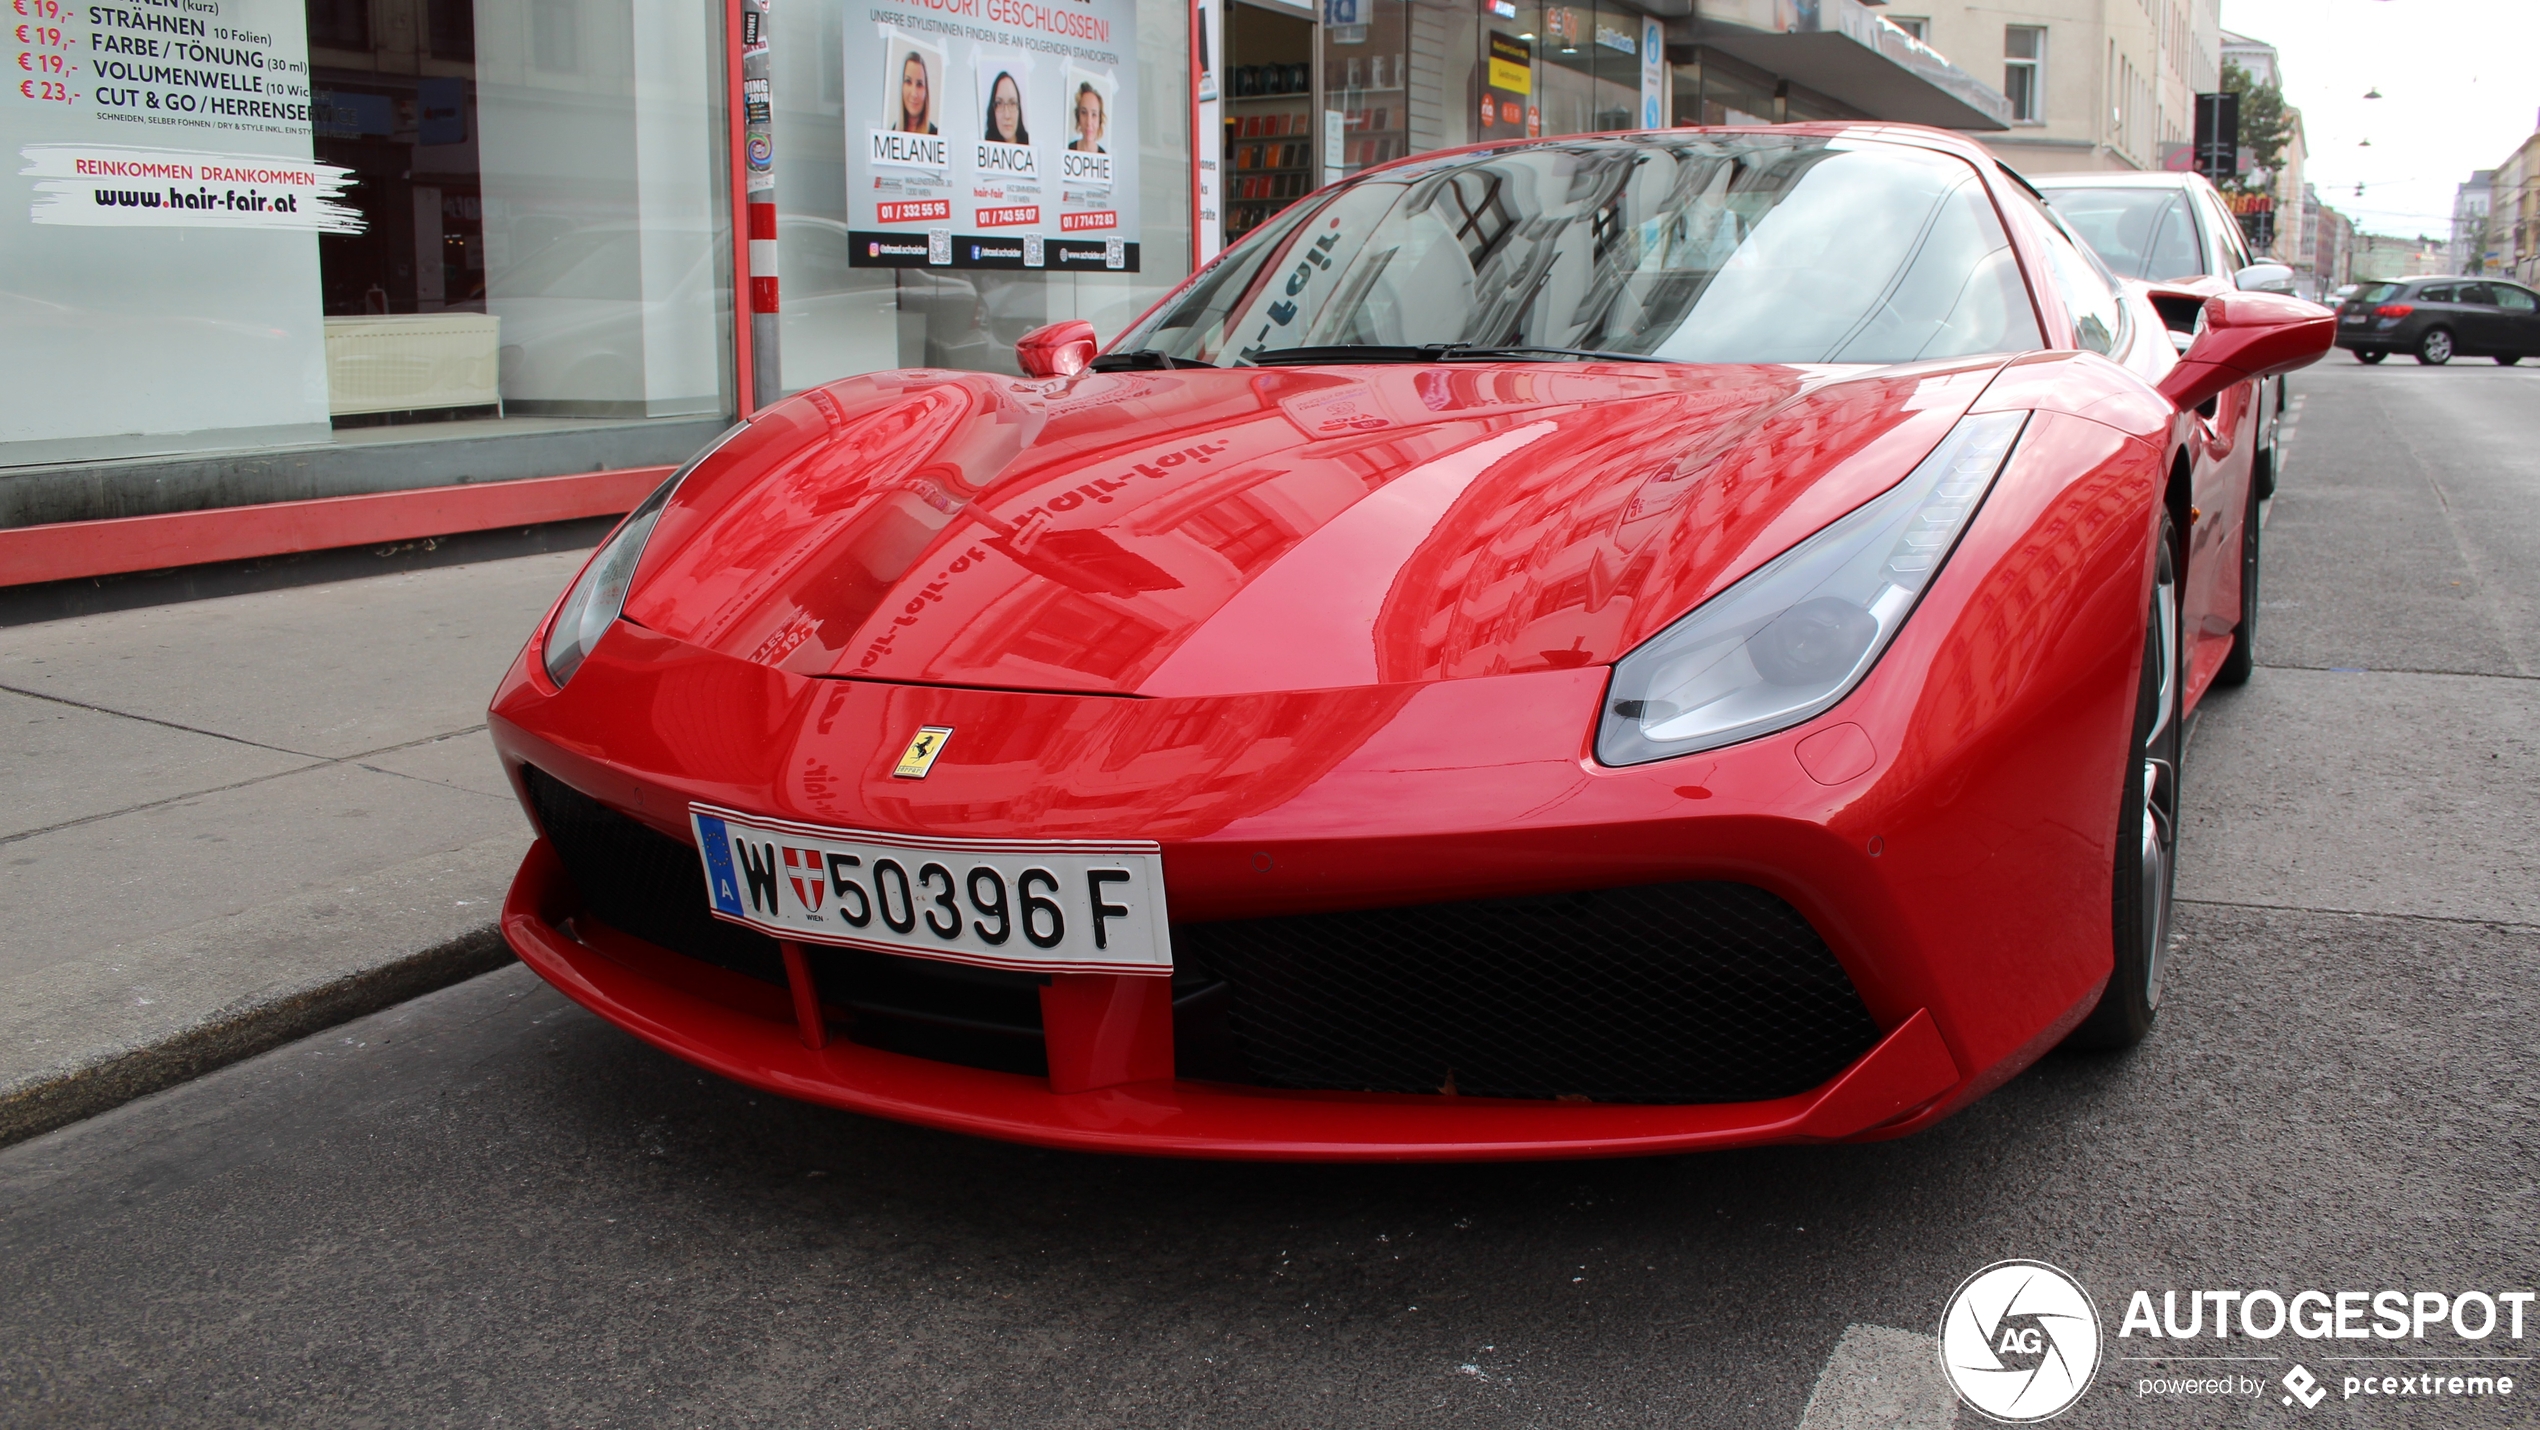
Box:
(2198, 190, 2249, 273)
(2418, 284, 2455, 303)
(2459, 283, 2498, 308)
(2496, 286, 2539, 315)
(2011, 188, 2123, 355)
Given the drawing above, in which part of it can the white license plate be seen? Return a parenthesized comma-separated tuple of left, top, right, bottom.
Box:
(690, 803, 1171, 975)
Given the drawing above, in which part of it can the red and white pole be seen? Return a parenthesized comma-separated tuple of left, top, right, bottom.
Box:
(739, 0, 780, 410)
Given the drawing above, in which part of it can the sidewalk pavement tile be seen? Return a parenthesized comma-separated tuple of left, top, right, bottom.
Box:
(0, 552, 581, 759)
(2, 688, 314, 840)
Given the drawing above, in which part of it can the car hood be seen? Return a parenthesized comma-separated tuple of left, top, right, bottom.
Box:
(621, 358, 2009, 697)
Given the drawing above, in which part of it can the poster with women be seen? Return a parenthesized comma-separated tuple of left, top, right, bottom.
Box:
(850, 0, 1139, 271)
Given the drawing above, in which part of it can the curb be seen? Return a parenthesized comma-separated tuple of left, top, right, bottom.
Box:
(0, 926, 517, 1150)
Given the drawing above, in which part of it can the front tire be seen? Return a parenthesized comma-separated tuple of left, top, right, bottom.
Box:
(2355, 348, 2387, 364)
(2417, 328, 2455, 365)
(2066, 515, 2182, 1051)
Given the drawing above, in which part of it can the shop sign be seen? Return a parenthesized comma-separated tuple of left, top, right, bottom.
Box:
(1482, 31, 1530, 140)
(1192, 0, 1222, 262)
(1638, 16, 1664, 128)
(850, 0, 1141, 270)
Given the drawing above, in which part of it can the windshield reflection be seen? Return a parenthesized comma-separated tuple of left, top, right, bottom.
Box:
(1121, 133, 2044, 368)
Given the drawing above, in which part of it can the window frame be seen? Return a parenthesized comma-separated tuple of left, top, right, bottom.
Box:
(2004, 25, 2046, 126)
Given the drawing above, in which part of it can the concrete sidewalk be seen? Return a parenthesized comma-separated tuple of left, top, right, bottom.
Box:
(0, 552, 585, 1143)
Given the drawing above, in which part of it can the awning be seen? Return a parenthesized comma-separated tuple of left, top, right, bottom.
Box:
(1691, 0, 2013, 131)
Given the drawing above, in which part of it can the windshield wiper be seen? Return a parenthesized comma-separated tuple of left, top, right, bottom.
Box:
(1087, 349, 1216, 372)
(1239, 342, 1667, 367)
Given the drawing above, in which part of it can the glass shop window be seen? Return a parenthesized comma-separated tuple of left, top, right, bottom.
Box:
(765, 0, 1192, 391)
(0, 0, 734, 470)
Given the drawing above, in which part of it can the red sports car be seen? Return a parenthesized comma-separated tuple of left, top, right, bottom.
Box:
(491, 124, 2331, 1160)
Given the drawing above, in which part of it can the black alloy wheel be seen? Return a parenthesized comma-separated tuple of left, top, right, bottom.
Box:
(2066, 513, 2182, 1051)
(2215, 474, 2263, 687)
(2355, 349, 2387, 364)
(2498, 354, 2524, 366)
(2416, 327, 2455, 365)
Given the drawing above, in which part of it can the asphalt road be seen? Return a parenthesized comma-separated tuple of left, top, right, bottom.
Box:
(4, 357, 2536, 1429)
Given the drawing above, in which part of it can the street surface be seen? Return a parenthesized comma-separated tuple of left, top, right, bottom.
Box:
(3, 358, 2537, 1427)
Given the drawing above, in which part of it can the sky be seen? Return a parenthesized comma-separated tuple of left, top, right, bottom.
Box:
(2218, 0, 2540, 242)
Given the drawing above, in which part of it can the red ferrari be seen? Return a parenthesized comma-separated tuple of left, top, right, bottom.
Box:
(491, 124, 2331, 1160)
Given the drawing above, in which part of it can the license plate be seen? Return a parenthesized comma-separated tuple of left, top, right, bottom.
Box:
(690, 804, 1171, 975)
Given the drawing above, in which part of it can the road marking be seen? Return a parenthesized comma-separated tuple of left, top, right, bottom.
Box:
(1799, 1323, 1958, 1429)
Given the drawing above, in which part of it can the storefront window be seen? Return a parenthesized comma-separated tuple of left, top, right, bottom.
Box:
(1677, 47, 1778, 126)
(1, 0, 735, 477)
(770, 0, 1191, 388)
(1534, 2, 1637, 135)
(1320, 0, 1409, 184)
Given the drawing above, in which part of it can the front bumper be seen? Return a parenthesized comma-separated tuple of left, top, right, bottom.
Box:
(506, 837, 1963, 1160)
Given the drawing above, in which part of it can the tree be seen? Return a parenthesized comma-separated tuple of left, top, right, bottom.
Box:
(2219, 61, 2295, 195)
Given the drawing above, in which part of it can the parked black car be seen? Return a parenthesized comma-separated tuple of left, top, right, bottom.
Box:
(2336, 277, 2540, 365)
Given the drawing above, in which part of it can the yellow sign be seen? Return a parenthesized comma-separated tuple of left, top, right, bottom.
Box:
(1488, 33, 1532, 95)
(892, 725, 955, 779)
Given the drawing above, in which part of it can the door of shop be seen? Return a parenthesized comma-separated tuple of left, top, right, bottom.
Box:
(1221, 0, 1321, 242)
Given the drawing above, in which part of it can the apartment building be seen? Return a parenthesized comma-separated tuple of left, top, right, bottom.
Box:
(2493, 131, 2540, 286)
(1877, 0, 2219, 175)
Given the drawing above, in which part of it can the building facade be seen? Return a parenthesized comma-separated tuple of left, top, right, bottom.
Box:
(1893, 0, 2218, 176)
(2452, 171, 2495, 275)
(0, 0, 2006, 532)
(2492, 131, 2540, 286)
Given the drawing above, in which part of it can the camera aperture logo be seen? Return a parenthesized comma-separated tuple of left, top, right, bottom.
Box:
(1940, 1260, 2103, 1422)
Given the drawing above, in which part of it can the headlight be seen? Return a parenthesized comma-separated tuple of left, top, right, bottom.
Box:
(541, 423, 747, 687)
(1597, 410, 2027, 766)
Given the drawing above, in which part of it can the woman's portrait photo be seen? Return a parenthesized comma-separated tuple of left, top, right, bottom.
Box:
(984, 71, 1030, 145)
(894, 49, 938, 134)
(1069, 81, 1107, 154)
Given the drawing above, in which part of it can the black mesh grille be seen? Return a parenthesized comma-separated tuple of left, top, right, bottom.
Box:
(1173, 883, 1878, 1104)
(522, 766, 787, 986)
(520, 767, 1046, 1074)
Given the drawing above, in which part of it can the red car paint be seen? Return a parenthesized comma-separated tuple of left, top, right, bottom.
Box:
(489, 123, 2330, 1159)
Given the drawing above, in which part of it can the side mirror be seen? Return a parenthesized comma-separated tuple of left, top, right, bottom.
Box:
(2233, 262, 2296, 295)
(2157, 291, 2336, 414)
(1017, 319, 1098, 378)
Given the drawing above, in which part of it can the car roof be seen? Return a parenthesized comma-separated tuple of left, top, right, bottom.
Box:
(2027, 171, 2217, 192)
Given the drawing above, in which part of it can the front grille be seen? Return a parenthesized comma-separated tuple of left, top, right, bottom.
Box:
(523, 766, 788, 986)
(521, 767, 1046, 1075)
(1173, 883, 1878, 1104)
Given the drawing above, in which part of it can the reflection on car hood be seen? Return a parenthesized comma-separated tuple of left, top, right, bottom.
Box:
(620, 358, 2009, 696)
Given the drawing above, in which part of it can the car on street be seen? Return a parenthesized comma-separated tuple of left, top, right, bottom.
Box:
(2334, 276, 2540, 365)
(489, 124, 2331, 1160)
(2035, 170, 2298, 494)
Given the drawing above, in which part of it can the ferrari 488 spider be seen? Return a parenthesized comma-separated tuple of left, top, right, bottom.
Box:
(491, 124, 2332, 1159)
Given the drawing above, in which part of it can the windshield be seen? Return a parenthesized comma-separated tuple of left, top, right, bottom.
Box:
(1117, 134, 2042, 367)
(2039, 185, 2205, 281)
(2352, 283, 2402, 305)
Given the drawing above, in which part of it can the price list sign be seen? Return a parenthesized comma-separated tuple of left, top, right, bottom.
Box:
(4, 0, 342, 459)
(15, 0, 73, 105)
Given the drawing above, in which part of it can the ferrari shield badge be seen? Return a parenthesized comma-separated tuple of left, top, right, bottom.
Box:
(892, 726, 954, 779)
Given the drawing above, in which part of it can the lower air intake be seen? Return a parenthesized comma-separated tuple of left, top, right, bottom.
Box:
(1173, 882, 1878, 1104)
(519, 767, 1047, 1075)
